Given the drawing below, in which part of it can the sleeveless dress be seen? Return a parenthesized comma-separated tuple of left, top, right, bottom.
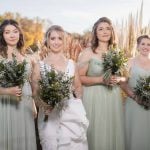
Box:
(38, 59, 89, 150)
(0, 58, 37, 150)
(82, 58, 125, 150)
(125, 63, 150, 150)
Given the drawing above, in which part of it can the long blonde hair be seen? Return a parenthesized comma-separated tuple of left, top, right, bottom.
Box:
(39, 25, 64, 60)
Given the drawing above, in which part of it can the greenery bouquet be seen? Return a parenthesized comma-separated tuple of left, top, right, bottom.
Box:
(102, 49, 128, 89)
(39, 67, 73, 121)
(0, 54, 27, 100)
(134, 76, 150, 110)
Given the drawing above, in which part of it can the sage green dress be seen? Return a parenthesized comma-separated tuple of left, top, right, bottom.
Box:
(125, 63, 150, 150)
(0, 60, 37, 150)
(82, 58, 125, 150)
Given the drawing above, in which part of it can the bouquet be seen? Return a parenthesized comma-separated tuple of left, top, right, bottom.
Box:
(39, 67, 73, 121)
(134, 76, 150, 110)
(0, 54, 27, 100)
(102, 49, 128, 88)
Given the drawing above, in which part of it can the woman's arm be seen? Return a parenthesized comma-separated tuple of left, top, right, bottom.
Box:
(30, 58, 41, 105)
(120, 58, 136, 99)
(120, 80, 135, 99)
(32, 99, 37, 118)
(78, 50, 104, 86)
(73, 65, 83, 98)
(79, 64, 104, 86)
(0, 86, 22, 97)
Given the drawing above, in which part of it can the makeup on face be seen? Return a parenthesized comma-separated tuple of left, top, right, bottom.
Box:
(3, 25, 20, 46)
(48, 31, 64, 53)
(96, 22, 112, 42)
(138, 38, 150, 56)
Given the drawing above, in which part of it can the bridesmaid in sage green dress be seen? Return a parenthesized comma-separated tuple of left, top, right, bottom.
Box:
(0, 19, 37, 150)
(121, 35, 150, 150)
(78, 17, 125, 150)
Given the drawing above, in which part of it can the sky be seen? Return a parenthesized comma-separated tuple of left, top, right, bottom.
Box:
(0, 0, 149, 34)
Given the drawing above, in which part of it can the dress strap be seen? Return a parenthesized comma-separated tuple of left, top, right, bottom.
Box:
(66, 59, 75, 77)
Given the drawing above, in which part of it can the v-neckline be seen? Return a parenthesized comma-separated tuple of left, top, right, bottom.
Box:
(42, 59, 70, 73)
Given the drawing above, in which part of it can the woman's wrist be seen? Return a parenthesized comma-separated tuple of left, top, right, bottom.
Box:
(73, 90, 82, 99)
(32, 95, 39, 100)
(129, 94, 136, 100)
(5, 88, 10, 95)
(100, 76, 106, 85)
(117, 76, 126, 84)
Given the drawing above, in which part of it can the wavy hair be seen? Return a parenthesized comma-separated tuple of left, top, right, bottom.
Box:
(0, 19, 24, 58)
(40, 25, 64, 59)
(91, 17, 116, 53)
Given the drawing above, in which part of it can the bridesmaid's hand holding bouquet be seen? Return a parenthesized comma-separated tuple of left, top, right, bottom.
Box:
(134, 76, 150, 110)
(0, 54, 27, 101)
(102, 49, 128, 89)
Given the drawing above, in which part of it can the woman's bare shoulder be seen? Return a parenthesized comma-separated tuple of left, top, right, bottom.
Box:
(78, 48, 93, 62)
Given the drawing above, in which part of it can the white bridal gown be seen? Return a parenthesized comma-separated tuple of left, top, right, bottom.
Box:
(38, 59, 89, 150)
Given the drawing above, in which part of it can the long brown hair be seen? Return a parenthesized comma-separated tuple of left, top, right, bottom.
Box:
(91, 17, 116, 53)
(0, 19, 24, 58)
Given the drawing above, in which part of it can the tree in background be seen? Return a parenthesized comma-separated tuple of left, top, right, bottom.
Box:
(0, 12, 49, 52)
(0, 1, 149, 59)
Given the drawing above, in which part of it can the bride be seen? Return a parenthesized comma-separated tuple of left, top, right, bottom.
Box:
(32, 25, 89, 150)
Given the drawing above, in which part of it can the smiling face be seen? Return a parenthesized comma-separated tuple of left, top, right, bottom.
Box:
(138, 38, 150, 57)
(3, 24, 20, 47)
(48, 30, 64, 53)
(96, 22, 112, 43)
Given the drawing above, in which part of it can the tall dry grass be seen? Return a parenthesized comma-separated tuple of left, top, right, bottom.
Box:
(116, 1, 150, 57)
(31, 2, 149, 61)
(71, 1, 149, 59)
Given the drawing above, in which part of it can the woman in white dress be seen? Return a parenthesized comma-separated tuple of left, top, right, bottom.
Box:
(32, 25, 89, 150)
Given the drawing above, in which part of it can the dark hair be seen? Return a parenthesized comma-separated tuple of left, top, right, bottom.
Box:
(91, 17, 116, 53)
(0, 19, 24, 57)
(137, 35, 150, 45)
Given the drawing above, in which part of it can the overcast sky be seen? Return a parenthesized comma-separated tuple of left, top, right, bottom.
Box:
(0, 0, 149, 33)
